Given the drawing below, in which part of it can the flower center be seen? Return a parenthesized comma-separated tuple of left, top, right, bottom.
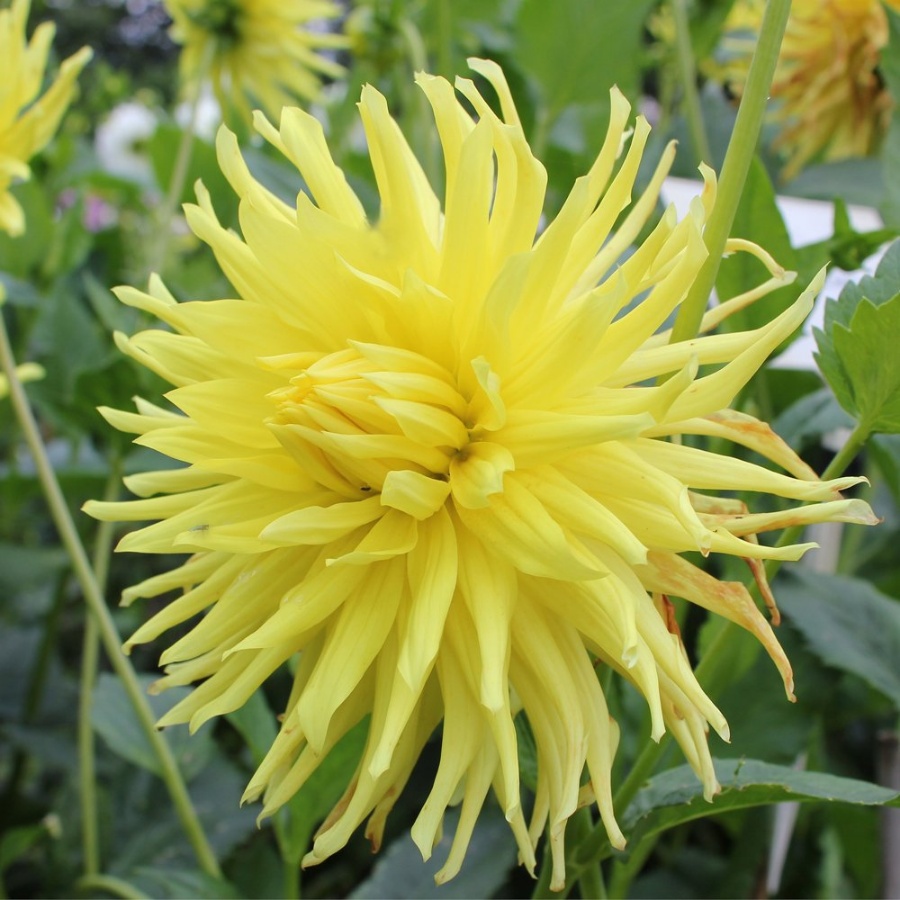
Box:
(267, 343, 514, 517)
(266, 344, 466, 503)
(189, 0, 243, 45)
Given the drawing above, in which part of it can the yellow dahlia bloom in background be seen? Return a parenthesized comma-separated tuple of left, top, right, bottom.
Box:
(724, 0, 900, 179)
(0, 0, 90, 236)
(86, 60, 876, 888)
(164, 0, 346, 124)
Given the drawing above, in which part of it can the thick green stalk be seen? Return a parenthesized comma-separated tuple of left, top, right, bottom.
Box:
(78, 616, 101, 876)
(671, 0, 712, 166)
(0, 321, 221, 879)
(148, 40, 216, 278)
(78, 461, 121, 877)
(671, 0, 792, 343)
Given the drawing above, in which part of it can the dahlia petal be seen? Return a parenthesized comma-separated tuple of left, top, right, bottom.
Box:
(375, 396, 469, 448)
(262, 495, 384, 545)
(123, 555, 247, 650)
(120, 467, 228, 498)
(497, 409, 656, 467)
(437, 117, 494, 306)
(702, 497, 879, 536)
(256, 107, 366, 227)
(456, 476, 602, 580)
(517, 467, 648, 567)
(232, 558, 366, 652)
(416, 72, 475, 207)
(327, 509, 418, 567)
(358, 84, 441, 273)
(399, 507, 458, 689)
(639, 551, 795, 699)
(455, 524, 517, 712)
(449, 440, 514, 509)
(381, 469, 452, 520)
(298, 560, 405, 752)
(166, 379, 283, 449)
(630, 438, 864, 502)
(647, 408, 820, 481)
(663, 276, 822, 421)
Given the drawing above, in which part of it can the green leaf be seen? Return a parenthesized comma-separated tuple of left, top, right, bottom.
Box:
(870, 433, 900, 504)
(772, 387, 854, 453)
(225, 689, 278, 766)
(815, 240, 900, 433)
(688, 0, 738, 61)
(127, 868, 240, 899)
(776, 569, 900, 709)
(515, 0, 656, 120)
(831, 295, 900, 432)
(621, 758, 900, 852)
(789, 158, 886, 211)
(715, 157, 801, 333)
(0, 542, 69, 596)
(92, 672, 214, 780)
(0, 824, 48, 874)
(349, 803, 517, 900)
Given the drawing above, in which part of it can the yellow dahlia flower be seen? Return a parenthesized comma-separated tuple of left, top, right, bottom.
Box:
(164, 0, 346, 124)
(725, 0, 900, 178)
(86, 60, 875, 888)
(0, 0, 90, 236)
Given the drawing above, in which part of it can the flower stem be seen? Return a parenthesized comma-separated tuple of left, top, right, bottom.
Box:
(0, 322, 222, 880)
(670, 0, 791, 343)
(78, 616, 101, 876)
(148, 40, 216, 279)
(437, 0, 453, 77)
(78, 460, 121, 877)
(74, 874, 150, 900)
(671, 0, 712, 166)
(573, 810, 607, 899)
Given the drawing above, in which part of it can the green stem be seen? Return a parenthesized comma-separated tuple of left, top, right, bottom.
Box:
(0, 322, 221, 879)
(78, 615, 101, 875)
(670, 0, 791, 343)
(75, 874, 150, 900)
(283, 858, 300, 900)
(607, 831, 656, 900)
(148, 40, 216, 279)
(671, 0, 712, 166)
(437, 0, 453, 77)
(574, 812, 607, 900)
(531, 836, 556, 898)
(78, 461, 121, 877)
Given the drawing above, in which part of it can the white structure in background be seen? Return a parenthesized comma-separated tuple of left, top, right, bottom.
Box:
(660, 176, 885, 371)
(174, 86, 221, 143)
(95, 101, 158, 185)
